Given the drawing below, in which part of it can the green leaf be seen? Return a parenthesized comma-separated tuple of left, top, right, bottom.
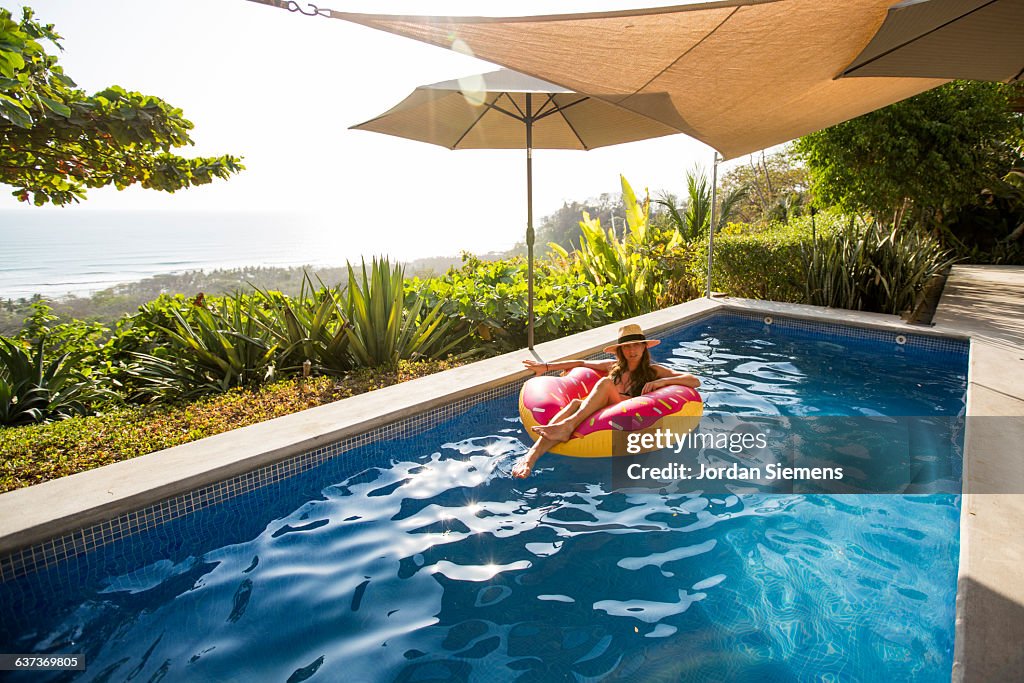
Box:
(0, 92, 33, 127)
(38, 93, 71, 117)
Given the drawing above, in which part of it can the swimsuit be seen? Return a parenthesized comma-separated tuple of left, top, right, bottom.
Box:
(614, 374, 641, 398)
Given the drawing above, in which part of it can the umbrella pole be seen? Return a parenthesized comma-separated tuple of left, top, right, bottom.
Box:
(526, 94, 535, 350)
(706, 151, 721, 299)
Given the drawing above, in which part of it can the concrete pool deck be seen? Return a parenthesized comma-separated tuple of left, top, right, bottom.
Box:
(0, 268, 1021, 681)
(933, 265, 1024, 682)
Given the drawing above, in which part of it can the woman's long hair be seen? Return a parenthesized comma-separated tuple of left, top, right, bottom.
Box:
(609, 345, 657, 396)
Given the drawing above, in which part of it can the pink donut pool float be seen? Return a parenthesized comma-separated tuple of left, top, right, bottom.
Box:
(518, 367, 703, 457)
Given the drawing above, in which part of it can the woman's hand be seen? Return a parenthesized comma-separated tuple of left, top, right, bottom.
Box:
(523, 359, 548, 376)
(641, 379, 664, 394)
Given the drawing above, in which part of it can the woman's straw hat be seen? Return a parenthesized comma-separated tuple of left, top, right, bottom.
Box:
(603, 324, 661, 354)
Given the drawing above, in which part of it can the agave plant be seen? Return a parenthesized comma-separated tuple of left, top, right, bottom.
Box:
(252, 273, 352, 375)
(343, 257, 465, 368)
(0, 337, 112, 426)
(803, 220, 958, 314)
(802, 221, 869, 310)
(127, 292, 278, 401)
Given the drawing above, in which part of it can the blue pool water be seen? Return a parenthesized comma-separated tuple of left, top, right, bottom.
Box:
(0, 315, 968, 682)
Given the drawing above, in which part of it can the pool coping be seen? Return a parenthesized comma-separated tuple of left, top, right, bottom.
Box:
(0, 290, 1007, 681)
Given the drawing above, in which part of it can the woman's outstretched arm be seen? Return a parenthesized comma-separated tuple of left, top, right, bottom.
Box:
(523, 358, 615, 376)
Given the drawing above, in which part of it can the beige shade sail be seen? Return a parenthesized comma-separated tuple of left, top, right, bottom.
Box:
(247, 0, 949, 159)
(841, 0, 1024, 82)
(351, 69, 684, 149)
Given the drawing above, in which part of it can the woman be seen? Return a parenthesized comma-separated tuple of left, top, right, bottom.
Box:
(512, 324, 700, 478)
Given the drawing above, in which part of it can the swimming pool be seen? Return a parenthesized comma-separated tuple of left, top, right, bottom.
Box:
(0, 313, 968, 682)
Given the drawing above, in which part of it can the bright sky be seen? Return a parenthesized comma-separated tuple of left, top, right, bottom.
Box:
(1, 0, 751, 260)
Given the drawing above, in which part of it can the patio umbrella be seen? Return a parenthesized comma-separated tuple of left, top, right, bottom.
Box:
(841, 0, 1024, 82)
(351, 68, 684, 349)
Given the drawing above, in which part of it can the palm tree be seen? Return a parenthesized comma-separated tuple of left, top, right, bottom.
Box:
(656, 166, 749, 239)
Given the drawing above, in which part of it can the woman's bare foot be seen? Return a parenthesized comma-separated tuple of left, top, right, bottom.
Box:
(533, 422, 574, 442)
(511, 456, 534, 478)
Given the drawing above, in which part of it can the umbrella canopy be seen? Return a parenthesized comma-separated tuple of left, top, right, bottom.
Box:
(352, 69, 684, 349)
(841, 0, 1024, 82)
(352, 69, 684, 150)
(248, 0, 949, 160)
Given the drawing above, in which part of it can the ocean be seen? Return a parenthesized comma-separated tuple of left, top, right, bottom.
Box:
(0, 211, 361, 300)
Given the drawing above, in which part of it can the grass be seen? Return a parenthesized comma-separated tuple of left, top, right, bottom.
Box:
(0, 358, 465, 493)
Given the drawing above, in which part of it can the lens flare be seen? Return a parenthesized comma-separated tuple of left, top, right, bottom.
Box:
(457, 71, 486, 107)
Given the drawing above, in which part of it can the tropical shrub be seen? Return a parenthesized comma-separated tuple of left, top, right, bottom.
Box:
(415, 256, 525, 351)
(535, 271, 623, 339)
(655, 165, 749, 239)
(549, 175, 671, 318)
(803, 220, 957, 314)
(696, 212, 845, 301)
(2, 302, 147, 418)
(14, 302, 136, 388)
(417, 255, 624, 353)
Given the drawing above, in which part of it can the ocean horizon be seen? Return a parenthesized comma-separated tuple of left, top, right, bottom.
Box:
(1, 210, 374, 300)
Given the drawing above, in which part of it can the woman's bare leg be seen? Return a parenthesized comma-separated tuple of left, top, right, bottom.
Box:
(545, 398, 582, 427)
(533, 378, 621, 443)
(512, 399, 582, 478)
